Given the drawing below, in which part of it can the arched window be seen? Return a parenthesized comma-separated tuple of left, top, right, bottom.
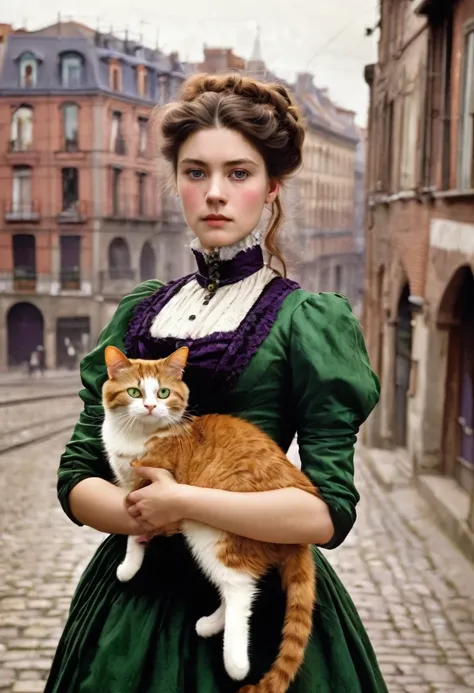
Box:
(139, 242, 156, 281)
(11, 106, 33, 152)
(19, 53, 38, 87)
(108, 238, 132, 280)
(60, 52, 84, 87)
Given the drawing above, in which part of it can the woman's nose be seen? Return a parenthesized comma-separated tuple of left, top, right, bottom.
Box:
(205, 179, 227, 204)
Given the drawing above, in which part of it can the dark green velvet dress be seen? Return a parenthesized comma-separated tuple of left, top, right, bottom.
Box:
(45, 279, 388, 693)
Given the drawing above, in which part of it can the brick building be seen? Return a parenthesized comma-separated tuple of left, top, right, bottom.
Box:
(364, 0, 474, 541)
(0, 20, 188, 370)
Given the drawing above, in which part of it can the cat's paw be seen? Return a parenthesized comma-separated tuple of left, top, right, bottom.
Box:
(196, 613, 225, 638)
(224, 649, 250, 681)
(116, 562, 139, 583)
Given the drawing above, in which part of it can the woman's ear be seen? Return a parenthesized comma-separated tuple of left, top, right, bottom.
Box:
(265, 179, 280, 204)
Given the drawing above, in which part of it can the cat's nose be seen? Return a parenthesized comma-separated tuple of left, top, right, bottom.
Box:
(144, 404, 156, 414)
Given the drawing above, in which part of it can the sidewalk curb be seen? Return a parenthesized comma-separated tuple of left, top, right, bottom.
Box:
(357, 443, 395, 492)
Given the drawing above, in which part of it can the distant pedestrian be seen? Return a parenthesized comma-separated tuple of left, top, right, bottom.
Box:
(67, 343, 76, 370)
(28, 349, 39, 377)
(37, 345, 46, 375)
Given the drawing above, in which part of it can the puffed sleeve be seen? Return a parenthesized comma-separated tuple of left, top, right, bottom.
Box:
(57, 280, 161, 525)
(290, 292, 380, 549)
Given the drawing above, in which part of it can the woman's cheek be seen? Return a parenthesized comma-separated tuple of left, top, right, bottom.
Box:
(238, 187, 267, 215)
(179, 183, 201, 217)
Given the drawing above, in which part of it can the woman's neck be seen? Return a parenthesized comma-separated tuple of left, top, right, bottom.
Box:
(190, 227, 263, 261)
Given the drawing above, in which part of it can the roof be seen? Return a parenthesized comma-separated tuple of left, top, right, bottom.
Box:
(0, 21, 185, 101)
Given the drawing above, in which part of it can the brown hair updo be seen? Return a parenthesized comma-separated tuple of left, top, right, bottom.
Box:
(159, 73, 305, 276)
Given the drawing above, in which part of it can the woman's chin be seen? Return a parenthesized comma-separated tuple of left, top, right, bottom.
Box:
(198, 228, 249, 249)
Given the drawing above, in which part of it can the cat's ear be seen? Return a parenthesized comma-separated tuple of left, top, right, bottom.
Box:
(104, 346, 132, 379)
(164, 347, 188, 380)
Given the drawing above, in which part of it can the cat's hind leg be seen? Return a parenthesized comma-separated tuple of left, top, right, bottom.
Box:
(221, 575, 258, 681)
(195, 602, 226, 637)
(116, 536, 146, 582)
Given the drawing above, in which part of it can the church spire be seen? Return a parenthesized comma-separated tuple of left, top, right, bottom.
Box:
(247, 25, 266, 76)
(250, 25, 263, 63)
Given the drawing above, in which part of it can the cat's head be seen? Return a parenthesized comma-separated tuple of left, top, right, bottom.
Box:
(102, 346, 189, 429)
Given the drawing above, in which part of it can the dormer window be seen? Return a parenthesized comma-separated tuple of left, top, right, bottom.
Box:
(60, 53, 84, 87)
(136, 66, 149, 98)
(110, 62, 122, 92)
(19, 53, 38, 88)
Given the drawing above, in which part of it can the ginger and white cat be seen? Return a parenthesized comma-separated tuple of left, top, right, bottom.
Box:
(101, 345, 317, 693)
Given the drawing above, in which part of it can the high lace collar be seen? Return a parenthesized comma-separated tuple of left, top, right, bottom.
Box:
(190, 227, 263, 261)
(191, 228, 265, 289)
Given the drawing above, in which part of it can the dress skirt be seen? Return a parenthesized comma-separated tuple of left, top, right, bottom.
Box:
(44, 533, 388, 693)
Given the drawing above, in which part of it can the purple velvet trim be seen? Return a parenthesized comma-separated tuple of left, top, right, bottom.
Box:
(124, 274, 193, 357)
(192, 245, 264, 288)
(124, 275, 300, 393)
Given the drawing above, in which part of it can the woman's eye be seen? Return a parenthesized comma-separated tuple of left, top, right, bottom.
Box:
(231, 169, 249, 180)
(187, 169, 205, 180)
(158, 388, 171, 399)
(127, 388, 142, 398)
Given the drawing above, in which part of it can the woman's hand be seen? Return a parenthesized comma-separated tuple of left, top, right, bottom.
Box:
(125, 468, 187, 535)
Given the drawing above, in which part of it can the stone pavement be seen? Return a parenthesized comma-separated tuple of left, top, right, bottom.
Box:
(0, 429, 473, 692)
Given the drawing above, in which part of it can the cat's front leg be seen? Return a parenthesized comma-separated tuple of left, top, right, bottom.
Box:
(116, 535, 146, 582)
(196, 602, 226, 638)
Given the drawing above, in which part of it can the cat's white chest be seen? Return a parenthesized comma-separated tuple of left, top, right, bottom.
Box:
(102, 416, 148, 489)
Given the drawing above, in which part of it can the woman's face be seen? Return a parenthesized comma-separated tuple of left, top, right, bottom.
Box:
(176, 127, 279, 250)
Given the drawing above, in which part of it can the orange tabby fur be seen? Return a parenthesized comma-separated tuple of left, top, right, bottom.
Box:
(103, 346, 317, 693)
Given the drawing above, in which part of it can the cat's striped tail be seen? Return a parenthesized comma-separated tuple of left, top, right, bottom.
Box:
(239, 545, 315, 693)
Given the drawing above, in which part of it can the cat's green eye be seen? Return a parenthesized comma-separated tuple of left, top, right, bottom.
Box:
(158, 388, 171, 399)
(127, 387, 142, 398)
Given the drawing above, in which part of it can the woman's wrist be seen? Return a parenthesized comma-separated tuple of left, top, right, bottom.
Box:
(178, 483, 202, 521)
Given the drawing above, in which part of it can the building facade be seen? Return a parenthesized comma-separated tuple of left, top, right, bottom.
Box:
(364, 0, 474, 535)
(0, 20, 188, 370)
(293, 73, 361, 310)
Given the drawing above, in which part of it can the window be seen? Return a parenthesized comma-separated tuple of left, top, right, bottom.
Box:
(62, 104, 79, 151)
(60, 235, 81, 289)
(137, 172, 147, 216)
(136, 67, 149, 98)
(19, 53, 38, 87)
(334, 265, 342, 294)
(108, 237, 132, 279)
(400, 88, 420, 190)
(11, 106, 33, 152)
(138, 117, 148, 155)
(13, 234, 36, 284)
(459, 30, 474, 190)
(112, 168, 122, 215)
(157, 74, 169, 104)
(110, 111, 126, 155)
(12, 166, 32, 215)
(60, 53, 84, 87)
(110, 64, 122, 92)
(61, 168, 79, 215)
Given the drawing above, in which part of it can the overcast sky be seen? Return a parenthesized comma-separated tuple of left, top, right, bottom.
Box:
(4, 0, 379, 125)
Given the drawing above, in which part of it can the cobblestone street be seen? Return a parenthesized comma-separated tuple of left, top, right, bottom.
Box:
(0, 427, 473, 692)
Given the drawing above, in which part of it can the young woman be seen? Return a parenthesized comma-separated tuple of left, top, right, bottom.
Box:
(45, 73, 387, 693)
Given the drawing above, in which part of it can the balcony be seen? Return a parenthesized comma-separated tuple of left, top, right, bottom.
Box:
(106, 195, 160, 222)
(98, 268, 137, 297)
(58, 200, 88, 224)
(0, 271, 92, 296)
(9, 139, 32, 152)
(4, 201, 40, 222)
